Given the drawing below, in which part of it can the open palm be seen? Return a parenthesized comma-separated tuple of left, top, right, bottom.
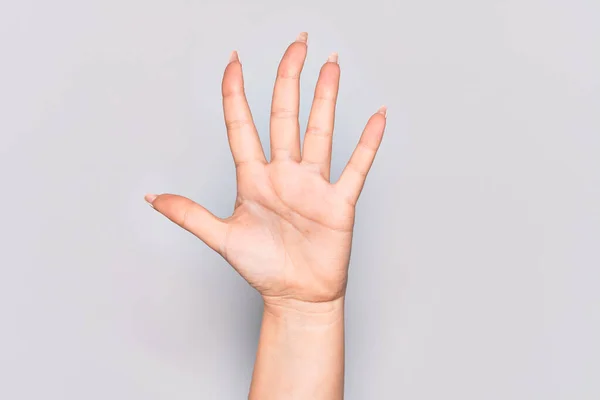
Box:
(146, 32, 386, 305)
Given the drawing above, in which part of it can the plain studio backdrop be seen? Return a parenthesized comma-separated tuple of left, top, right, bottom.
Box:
(1, 1, 599, 399)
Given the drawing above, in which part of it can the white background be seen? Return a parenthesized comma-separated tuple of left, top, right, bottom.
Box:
(1, 0, 599, 398)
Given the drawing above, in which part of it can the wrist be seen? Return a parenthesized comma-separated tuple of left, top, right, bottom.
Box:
(251, 296, 346, 400)
(262, 296, 345, 327)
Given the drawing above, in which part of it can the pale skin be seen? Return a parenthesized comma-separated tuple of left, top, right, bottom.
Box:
(145, 32, 386, 399)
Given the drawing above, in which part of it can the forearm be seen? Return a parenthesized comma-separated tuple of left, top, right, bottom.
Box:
(249, 297, 345, 400)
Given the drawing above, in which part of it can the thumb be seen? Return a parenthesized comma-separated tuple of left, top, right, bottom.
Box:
(145, 193, 229, 254)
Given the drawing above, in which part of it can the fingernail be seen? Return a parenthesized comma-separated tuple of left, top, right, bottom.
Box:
(145, 194, 158, 206)
(327, 52, 339, 64)
(296, 32, 308, 44)
(229, 50, 239, 63)
(377, 105, 387, 118)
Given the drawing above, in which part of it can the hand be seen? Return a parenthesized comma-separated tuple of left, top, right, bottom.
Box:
(145, 32, 386, 309)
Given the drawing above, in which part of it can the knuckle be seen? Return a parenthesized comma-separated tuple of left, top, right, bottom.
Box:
(313, 93, 336, 103)
(348, 160, 367, 177)
(301, 158, 324, 168)
(225, 118, 252, 131)
(222, 88, 244, 100)
(270, 107, 298, 120)
(305, 125, 332, 138)
(277, 65, 301, 80)
(234, 159, 254, 168)
(180, 205, 192, 229)
(270, 147, 295, 160)
(357, 141, 376, 153)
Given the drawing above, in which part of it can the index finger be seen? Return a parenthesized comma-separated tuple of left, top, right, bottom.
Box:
(335, 107, 387, 205)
